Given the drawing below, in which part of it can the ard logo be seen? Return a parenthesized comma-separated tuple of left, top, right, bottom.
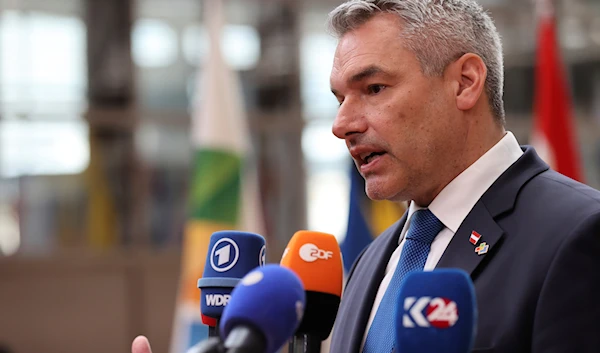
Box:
(210, 238, 240, 272)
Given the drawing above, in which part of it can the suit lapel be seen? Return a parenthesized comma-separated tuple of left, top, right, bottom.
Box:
(436, 146, 549, 276)
(436, 200, 503, 276)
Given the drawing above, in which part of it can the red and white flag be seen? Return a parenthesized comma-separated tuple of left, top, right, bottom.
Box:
(469, 231, 482, 245)
(530, 0, 584, 182)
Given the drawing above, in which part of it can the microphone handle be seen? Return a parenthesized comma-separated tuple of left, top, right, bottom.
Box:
(223, 324, 266, 353)
(208, 322, 220, 338)
(288, 334, 321, 353)
(187, 337, 225, 353)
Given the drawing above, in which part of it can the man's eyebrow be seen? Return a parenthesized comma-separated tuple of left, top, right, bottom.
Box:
(331, 65, 392, 96)
(348, 65, 390, 83)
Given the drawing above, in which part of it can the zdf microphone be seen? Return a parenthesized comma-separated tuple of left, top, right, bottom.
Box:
(219, 264, 306, 353)
(197, 231, 266, 335)
(395, 269, 477, 353)
(280, 230, 343, 353)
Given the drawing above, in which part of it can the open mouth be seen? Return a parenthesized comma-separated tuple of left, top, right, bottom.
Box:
(363, 151, 386, 165)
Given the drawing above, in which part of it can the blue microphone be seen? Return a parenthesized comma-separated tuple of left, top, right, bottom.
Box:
(395, 269, 477, 353)
(198, 231, 266, 336)
(220, 264, 306, 353)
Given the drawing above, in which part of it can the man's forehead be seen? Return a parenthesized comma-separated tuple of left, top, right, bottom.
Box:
(333, 31, 382, 59)
(331, 39, 386, 76)
(330, 41, 402, 83)
(333, 27, 406, 67)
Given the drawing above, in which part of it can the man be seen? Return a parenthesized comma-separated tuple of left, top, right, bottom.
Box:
(327, 0, 600, 352)
(131, 1, 600, 352)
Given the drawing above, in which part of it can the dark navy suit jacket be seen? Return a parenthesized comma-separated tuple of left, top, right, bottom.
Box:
(329, 147, 600, 353)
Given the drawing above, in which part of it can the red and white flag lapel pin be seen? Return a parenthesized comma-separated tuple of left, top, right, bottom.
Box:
(469, 231, 482, 245)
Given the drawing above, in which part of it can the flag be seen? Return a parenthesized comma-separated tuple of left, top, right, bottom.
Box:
(340, 164, 406, 272)
(530, 0, 584, 182)
(469, 231, 482, 245)
(340, 164, 372, 272)
(169, 0, 265, 352)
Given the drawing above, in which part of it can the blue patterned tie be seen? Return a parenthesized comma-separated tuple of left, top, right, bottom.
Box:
(362, 209, 444, 353)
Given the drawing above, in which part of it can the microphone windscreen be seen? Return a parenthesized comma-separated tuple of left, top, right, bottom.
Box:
(220, 264, 306, 353)
(280, 230, 343, 340)
(198, 231, 266, 320)
(280, 230, 342, 296)
(395, 269, 477, 353)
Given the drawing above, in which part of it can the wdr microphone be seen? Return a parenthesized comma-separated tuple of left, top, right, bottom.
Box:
(395, 269, 477, 353)
(219, 264, 306, 353)
(197, 231, 266, 336)
(280, 230, 343, 353)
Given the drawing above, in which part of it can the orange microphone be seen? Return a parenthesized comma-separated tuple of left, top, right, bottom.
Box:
(280, 230, 343, 353)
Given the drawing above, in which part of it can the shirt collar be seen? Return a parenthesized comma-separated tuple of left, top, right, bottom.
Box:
(403, 131, 523, 238)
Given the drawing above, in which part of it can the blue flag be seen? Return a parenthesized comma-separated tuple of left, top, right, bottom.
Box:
(340, 165, 373, 272)
(340, 164, 407, 272)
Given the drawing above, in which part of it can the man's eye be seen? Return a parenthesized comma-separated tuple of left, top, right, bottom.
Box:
(368, 84, 385, 94)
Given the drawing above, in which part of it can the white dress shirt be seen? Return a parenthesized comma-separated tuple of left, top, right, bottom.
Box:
(360, 131, 524, 349)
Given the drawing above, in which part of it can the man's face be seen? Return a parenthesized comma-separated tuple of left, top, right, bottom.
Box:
(330, 14, 465, 204)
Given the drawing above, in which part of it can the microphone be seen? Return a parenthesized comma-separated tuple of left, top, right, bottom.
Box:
(280, 231, 343, 353)
(197, 231, 267, 337)
(394, 269, 477, 353)
(219, 264, 306, 353)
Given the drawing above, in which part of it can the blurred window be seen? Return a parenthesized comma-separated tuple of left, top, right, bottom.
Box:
(182, 23, 261, 70)
(0, 120, 89, 178)
(300, 33, 339, 122)
(0, 11, 89, 178)
(302, 121, 350, 240)
(0, 10, 87, 117)
(132, 19, 179, 68)
(0, 10, 89, 255)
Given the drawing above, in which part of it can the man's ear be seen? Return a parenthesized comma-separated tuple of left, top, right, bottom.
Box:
(450, 53, 487, 111)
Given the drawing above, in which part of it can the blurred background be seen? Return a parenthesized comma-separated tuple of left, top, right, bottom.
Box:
(1, 0, 600, 352)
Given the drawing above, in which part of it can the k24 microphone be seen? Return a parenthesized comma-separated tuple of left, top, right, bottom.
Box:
(219, 264, 306, 353)
(280, 230, 343, 353)
(395, 269, 477, 353)
(197, 231, 266, 335)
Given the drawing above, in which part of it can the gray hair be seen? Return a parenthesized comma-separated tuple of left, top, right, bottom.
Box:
(327, 0, 505, 123)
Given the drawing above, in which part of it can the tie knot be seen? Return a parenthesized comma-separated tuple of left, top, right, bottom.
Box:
(405, 209, 444, 244)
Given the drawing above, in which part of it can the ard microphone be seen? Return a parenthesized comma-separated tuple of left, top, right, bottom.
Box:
(280, 231, 343, 353)
(219, 264, 306, 353)
(395, 269, 477, 353)
(197, 231, 266, 336)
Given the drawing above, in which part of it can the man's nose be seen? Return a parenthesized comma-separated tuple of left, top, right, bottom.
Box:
(332, 100, 367, 139)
